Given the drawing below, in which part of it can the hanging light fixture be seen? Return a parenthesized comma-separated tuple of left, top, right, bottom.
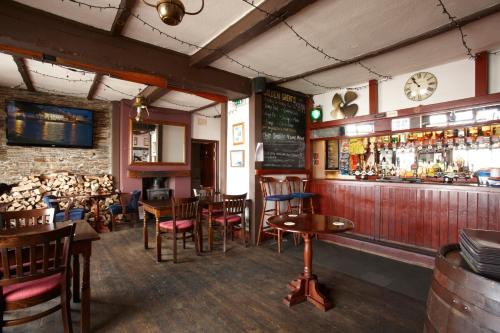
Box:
(142, 0, 205, 26)
(133, 96, 150, 122)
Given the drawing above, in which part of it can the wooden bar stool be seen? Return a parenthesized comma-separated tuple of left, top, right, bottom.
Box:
(257, 177, 292, 253)
(286, 176, 316, 214)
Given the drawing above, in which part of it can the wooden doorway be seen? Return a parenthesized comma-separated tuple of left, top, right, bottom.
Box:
(191, 140, 218, 191)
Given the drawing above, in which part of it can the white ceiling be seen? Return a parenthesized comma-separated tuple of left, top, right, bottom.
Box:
(0, 53, 25, 89)
(25, 59, 95, 97)
(15, 0, 121, 31)
(5, 0, 500, 98)
(152, 91, 214, 111)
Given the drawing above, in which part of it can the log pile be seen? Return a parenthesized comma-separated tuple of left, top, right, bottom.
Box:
(0, 173, 117, 214)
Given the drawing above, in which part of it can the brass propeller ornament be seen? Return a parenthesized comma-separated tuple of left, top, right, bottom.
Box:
(142, 0, 205, 26)
(331, 91, 358, 119)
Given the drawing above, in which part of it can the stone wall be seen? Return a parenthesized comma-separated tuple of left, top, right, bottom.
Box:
(0, 87, 113, 184)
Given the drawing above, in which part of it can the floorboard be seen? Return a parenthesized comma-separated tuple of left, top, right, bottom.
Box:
(5, 224, 431, 333)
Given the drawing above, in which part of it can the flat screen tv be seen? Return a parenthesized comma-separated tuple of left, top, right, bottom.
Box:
(6, 100, 94, 148)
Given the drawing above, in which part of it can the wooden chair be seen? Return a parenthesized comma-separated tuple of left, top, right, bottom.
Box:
(107, 190, 141, 231)
(213, 194, 247, 253)
(157, 197, 199, 263)
(257, 177, 292, 253)
(43, 196, 85, 222)
(0, 223, 76, 332)
(0, 208, 55, 230)
(286, 176, 316, 214)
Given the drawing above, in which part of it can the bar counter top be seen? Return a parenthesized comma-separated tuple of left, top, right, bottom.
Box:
(313, 178, 500, 192)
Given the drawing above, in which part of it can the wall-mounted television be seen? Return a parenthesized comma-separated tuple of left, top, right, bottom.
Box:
(6, 100, 94, 148)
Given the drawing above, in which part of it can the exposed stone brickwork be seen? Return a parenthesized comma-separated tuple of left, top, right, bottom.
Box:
(0, 87, 112, 184)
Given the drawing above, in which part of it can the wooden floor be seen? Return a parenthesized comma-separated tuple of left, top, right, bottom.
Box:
(5, 224, 430, 333)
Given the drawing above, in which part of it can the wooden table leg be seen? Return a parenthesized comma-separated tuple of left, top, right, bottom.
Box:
(73, 254, 80, 303)
(156, 216, 161, 262)
(283, 233, 332, 311)
(143, 212, 149, 249)
(208, 205, 213, 251)
(81, 250, 91, 333)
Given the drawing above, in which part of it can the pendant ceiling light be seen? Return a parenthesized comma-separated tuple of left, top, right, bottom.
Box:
(133, 96, 150, 122)
(142, 0, 205, 26)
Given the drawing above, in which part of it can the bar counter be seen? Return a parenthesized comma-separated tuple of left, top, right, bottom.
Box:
(310, 178, 500, 264)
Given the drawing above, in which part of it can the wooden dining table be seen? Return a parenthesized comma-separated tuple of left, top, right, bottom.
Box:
(141, 196, 226, 260)
(0, 220, 100, 333)
(268, 213, 354, 311)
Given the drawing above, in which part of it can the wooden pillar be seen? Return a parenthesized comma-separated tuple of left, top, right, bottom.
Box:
(111, 101, 121, 189)
(250, 92, 263, 245)
(368, 79, 378, 115)
(475, 51, 489, 96)
(305, 96, 312, 175)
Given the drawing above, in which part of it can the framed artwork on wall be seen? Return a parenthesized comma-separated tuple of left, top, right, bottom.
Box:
(232, 122, 244, 145)
(230, 150, 245, 167)
(144, 137, 149, 147)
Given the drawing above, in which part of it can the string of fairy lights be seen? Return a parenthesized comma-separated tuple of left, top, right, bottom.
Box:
(60, 0, 389, 89)
(15, 0, 500, 99)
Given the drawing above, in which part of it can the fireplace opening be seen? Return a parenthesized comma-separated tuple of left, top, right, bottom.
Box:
(142, 177, 172, 200)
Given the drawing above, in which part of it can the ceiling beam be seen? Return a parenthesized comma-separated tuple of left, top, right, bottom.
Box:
(189, 101, 219, 113)
(110, 0, 136, 36)
(190, 0, 316, 68)
(275, 3, 500, 85)
(87, 73, 103, 100)
(12, 56, 35, 91)
(139, 85, 170, 104)
(0, 0, 251, 100)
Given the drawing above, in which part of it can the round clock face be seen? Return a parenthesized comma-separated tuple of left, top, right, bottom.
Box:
(404, 72, 437, 101)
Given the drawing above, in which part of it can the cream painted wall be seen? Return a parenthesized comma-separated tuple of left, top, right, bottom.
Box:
(312, 57, 481, 116)
(226, 99, 250, 196)
(191, 113, 221, 141)
(379, 58, 475, 112)
(312, 83, 370, 121)
(490, 50, 500, 94)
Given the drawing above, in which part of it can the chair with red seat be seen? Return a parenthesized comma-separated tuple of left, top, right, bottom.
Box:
(157, 197, 199, 263)
(214, 193, 247, 253)
(0, 223, 76, 332)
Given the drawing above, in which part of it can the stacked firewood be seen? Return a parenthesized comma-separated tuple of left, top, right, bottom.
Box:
(0, 173, 117, 212)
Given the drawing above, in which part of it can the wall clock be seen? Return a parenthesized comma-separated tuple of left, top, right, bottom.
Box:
(404, 72, 438, 101)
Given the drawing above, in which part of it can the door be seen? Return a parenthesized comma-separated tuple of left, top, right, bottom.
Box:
(200, 142, 216, 187)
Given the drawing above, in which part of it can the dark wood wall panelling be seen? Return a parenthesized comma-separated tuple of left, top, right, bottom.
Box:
(311, 180, 500, 252)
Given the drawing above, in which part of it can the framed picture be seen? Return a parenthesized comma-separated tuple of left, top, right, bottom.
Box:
(133, 136, 138, 146)
(230, 150, 245, 167)
(144, 137, 149, 147)
(232, 122, 244, 145)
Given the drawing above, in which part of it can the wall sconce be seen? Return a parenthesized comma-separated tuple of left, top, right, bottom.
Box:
(133, 96, 150, 122)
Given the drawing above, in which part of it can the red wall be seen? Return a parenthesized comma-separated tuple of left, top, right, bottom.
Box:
(118, 101, 192, 197)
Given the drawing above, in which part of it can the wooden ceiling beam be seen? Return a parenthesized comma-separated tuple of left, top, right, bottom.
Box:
(0, 1, 251, 99)
(87, 73, 103, 100)
(190, 0, 316, 68)
(139, 85, 170, 104)
(12, 56, 35, 91)
(110, 0, 136, 36)
(189, 101, 219, 113)
(275, 3, 500, 85)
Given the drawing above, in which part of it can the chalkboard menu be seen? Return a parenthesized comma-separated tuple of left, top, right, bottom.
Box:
(262, 88, 306, 169)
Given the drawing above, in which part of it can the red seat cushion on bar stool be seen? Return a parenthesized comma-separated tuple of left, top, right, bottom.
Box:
(159, 219, 194, 231)
(214, 215, 241, 224)
(3, 273, 62, 302)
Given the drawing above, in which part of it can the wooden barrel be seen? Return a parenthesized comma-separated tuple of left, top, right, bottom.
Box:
(424, 244, 500, 333)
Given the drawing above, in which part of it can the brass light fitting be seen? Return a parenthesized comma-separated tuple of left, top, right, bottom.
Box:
(142, 0, 205, 26)
(133, 95, 150, 122)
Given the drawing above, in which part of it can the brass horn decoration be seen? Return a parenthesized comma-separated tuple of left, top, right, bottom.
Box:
(142, 0, 205, 26)
(331, 91, 359, 119)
